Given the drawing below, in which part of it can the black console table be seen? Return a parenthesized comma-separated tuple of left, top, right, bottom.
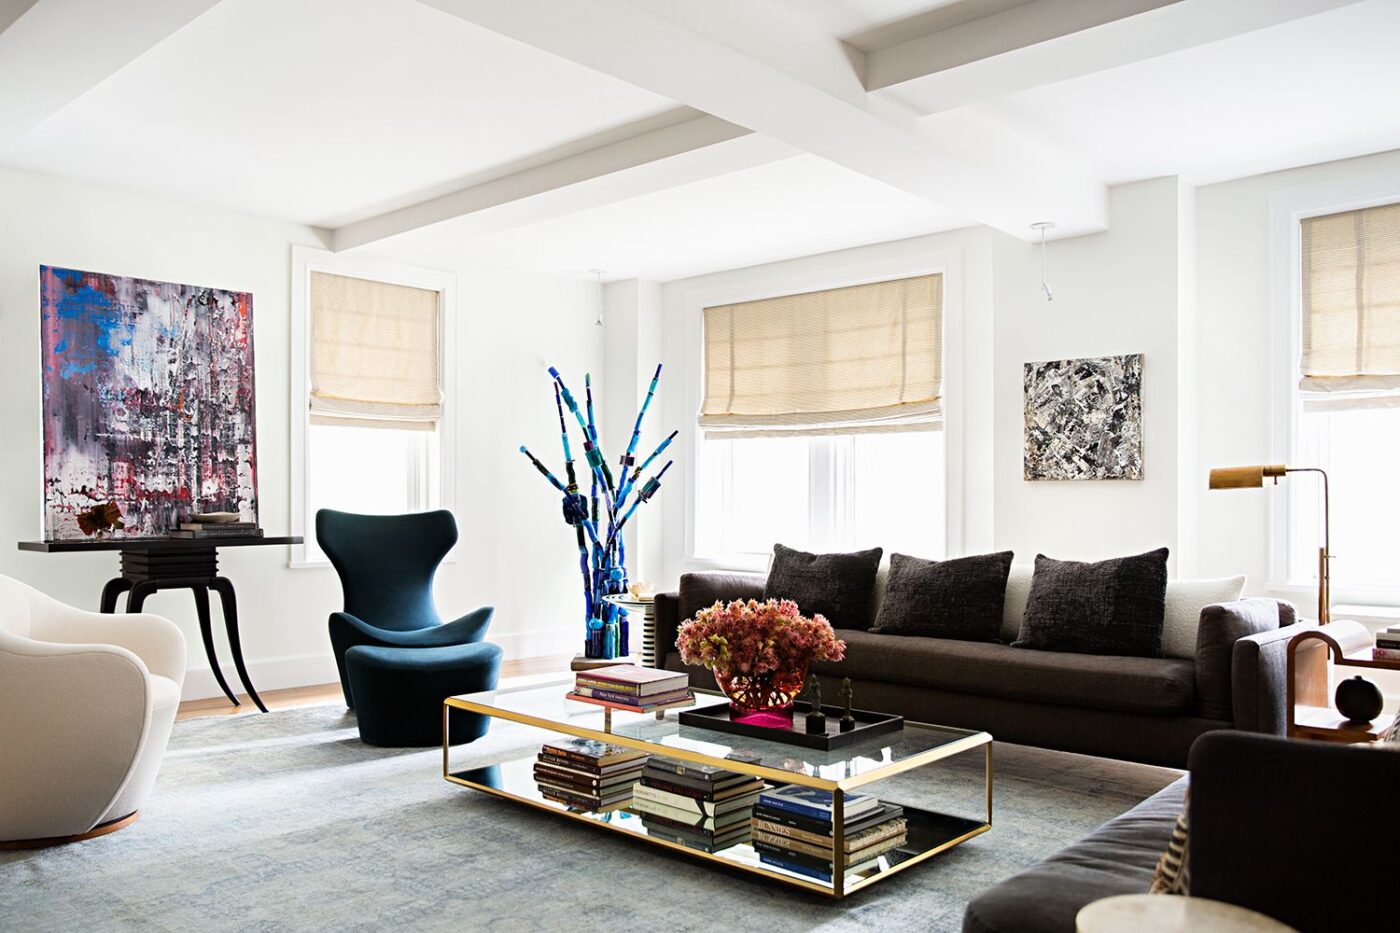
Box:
(17, 536, 301, 713)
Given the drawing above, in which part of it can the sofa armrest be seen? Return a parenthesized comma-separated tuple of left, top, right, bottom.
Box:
(653, 571, 767, 664)
(1230, 619, 1315, 733)
(1190, 731, 1400, 932)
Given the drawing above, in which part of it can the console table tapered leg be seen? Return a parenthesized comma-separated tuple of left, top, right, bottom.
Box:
(100, 578, 132, 614)
(125, 581, 158, 613)
(211, 577, 266, 713)
(193, 585, 240, 707)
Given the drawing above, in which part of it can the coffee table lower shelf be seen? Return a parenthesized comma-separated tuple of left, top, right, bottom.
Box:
(444, 753, 989, 898)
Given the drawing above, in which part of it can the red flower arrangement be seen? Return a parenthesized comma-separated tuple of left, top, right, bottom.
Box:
(677, 598, 845, 717)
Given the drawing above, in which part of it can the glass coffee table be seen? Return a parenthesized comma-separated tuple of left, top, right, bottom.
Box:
(443, 680, 992, 898)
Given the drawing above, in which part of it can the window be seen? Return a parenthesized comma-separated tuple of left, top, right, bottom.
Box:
(291, 250, 454, 565)
(1289, 203, 1400, 591)
(693, 274, 946, 564)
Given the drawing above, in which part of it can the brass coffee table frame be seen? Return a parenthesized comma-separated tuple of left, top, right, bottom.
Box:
(443, 684, 992, 898)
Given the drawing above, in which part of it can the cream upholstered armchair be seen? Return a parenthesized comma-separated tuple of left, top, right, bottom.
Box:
(0, 573, 185, 846)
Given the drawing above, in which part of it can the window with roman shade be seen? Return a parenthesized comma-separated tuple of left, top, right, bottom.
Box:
(309, 271, 442, 429)
(700, 273, 943, 437)
(1300, 202, 1400, 410)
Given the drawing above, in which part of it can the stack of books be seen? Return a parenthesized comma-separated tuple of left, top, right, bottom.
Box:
(632, 757, 764, 852)
(1374, 626, 1400, 661)
(569, 664, 691, 711)
(168, 519, 262, 539)
(751, 784, 908, 883)
(533, 737, 649, 812)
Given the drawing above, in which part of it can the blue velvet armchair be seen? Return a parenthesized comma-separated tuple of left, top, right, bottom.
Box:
(317, 509, 494, 709)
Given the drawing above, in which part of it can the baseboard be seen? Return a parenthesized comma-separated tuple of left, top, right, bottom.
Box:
(181, 632, 578, 701)
(182, 653, 340, 702)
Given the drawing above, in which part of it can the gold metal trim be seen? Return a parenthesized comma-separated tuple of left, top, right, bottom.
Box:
(442, 696, 996, 898)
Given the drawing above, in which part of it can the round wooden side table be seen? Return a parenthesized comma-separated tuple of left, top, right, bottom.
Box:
(1076, 894, 1296, 933)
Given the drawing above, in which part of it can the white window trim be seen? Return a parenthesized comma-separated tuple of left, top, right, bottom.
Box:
(1269, 175, 1400, 602)
(678, 248, 965, 573)
(288, 245, 458, 568)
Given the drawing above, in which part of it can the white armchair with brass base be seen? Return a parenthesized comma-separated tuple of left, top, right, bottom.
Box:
(0, 573, 185, 848)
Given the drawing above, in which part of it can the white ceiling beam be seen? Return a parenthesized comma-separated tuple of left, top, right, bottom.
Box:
(333, 111, 795, 252)
(867, 0, 1367, 113)
(417, 0, 1108, 239)
(0, 0, 221, 149)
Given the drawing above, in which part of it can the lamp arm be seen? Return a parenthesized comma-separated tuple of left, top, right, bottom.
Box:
(1284, 467, 1329, 555)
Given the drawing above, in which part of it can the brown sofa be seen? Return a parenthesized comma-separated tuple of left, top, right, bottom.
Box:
(654, 571, 1310, 768)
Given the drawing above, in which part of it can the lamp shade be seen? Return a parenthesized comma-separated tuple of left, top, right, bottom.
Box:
(1208, 465, 1287, 489)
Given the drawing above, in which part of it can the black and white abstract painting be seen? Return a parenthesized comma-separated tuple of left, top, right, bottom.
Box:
(1023, 354, 1143, 481)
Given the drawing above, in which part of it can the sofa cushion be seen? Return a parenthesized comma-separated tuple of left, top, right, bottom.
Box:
(870, 551, 1013, 641)
(815, 629, 1195, 715)
(676, 571, 765, 627)
(763, 544, 882, 630)
(962, 777, 1187, 933)
(1161, 576, 1246, 659)
(1014, 548, 1170, 658)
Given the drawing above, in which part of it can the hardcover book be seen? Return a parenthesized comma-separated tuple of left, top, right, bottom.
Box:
(540, 737, 650, 767)
(751, 814, 907, 853)
(758, 784, 878, 822)
(639, 772, 763, 802)
(632, 783, 761, 818)
(628, 797, 753, 831)
(575, 665, 690, 696)
(750, 802, 902, 838)
(572, 685, 692, 706)
(751, 821, 907, 860)
(645, 756, 758, 784)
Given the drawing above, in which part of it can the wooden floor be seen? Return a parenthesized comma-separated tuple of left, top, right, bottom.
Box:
(176, 653, 574, 721)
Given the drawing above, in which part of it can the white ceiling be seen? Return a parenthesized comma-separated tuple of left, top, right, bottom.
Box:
(372, 153, 970, 280)
(0, 0, 674, 227)
(2, 0, 1399, 281)
(972, 0, 1400, 186)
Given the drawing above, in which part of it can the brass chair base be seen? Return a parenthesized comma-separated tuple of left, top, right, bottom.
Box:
(0, 811, 139, 850)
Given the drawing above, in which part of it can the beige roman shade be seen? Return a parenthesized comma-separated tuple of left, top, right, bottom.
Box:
(310, 271, 442, 429)
(1301, 203, 1400, 410)
(700, 273, 942, 437)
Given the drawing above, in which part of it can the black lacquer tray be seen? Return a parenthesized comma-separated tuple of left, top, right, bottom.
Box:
(677, 700, 904, 751)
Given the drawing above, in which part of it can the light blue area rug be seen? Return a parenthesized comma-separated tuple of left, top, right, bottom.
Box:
(0, 705, 1178, 932)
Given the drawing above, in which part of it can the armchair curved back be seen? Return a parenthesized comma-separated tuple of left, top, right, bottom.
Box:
(316, 509, 457, 632)
(0, 574, 37, 639)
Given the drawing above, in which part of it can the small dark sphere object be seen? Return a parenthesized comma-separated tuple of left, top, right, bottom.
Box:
(1335, 675, 1384, 724)
(805, 712, 827, 735)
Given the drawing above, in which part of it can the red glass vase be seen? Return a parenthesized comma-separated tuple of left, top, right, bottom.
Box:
(713, 663, 810, 728)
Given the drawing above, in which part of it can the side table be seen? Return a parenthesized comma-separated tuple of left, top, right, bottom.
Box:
(1077, 894, 1296, 932)
(18, 535, 301, 713)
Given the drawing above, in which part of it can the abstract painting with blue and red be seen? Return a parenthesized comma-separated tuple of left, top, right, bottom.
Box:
(39, 265, 258, 540)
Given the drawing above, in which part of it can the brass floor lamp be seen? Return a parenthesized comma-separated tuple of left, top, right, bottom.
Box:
(1208, 464, 1331, 624)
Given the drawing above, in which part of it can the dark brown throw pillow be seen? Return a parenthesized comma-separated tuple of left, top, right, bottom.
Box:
(870, 551, 1014, 642)
(764, 544, 883, 631)
(1013, 548, 1169, 657)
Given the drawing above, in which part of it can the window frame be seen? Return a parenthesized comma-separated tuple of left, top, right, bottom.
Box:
(289, 245, 458, 568)
(680, 249, 964, 572)
(1269, 177, 1400, 603)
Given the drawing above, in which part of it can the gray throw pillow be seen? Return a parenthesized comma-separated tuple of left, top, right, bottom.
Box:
(1013, 548, 1169, 657)
(763, 544, 883, 630)
(870, 551, 1014, 642)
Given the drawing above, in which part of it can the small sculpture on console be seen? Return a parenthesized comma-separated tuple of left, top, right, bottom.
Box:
(804, 674, 827, 735)
(839, 677, 856, 732)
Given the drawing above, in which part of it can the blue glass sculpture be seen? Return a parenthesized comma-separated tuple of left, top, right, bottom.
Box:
(520, 365, 676, 659)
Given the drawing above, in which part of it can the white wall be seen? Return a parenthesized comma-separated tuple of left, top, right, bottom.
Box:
(636, 177, 1195, 586)
(1194, 147, 1400, 598)
(991, 177, 1192, 571)
(0, 164, 602, 699)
